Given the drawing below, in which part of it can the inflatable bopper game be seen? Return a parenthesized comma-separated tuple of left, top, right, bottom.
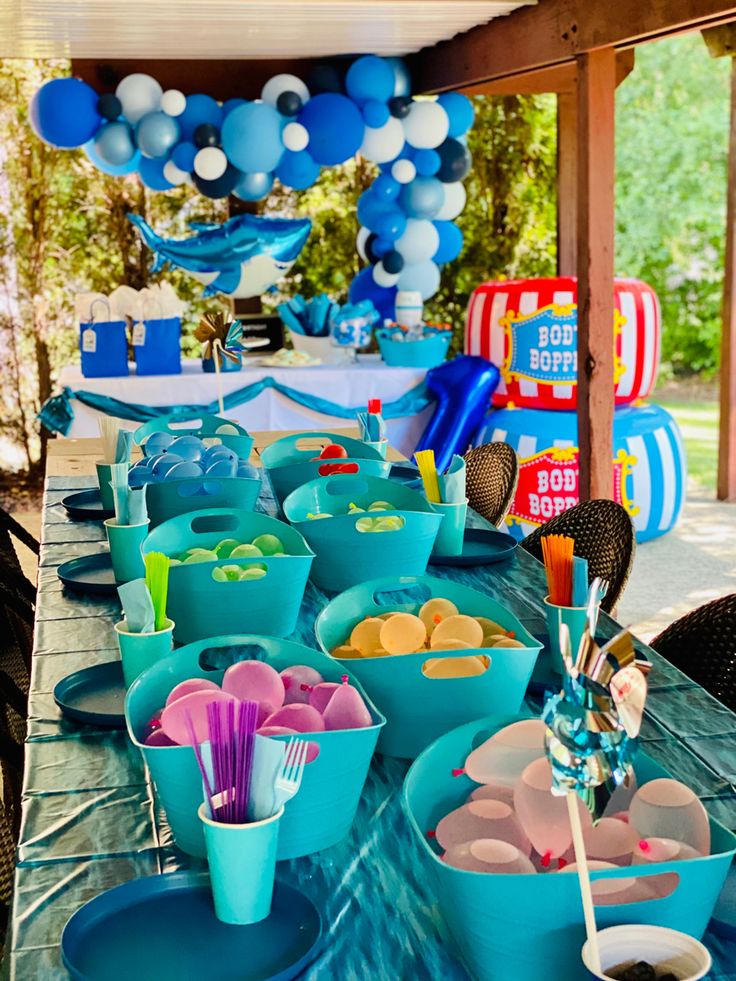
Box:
(465, 277, 660, 410)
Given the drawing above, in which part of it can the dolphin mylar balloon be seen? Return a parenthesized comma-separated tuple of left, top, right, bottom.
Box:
(127, 212, 312, 298)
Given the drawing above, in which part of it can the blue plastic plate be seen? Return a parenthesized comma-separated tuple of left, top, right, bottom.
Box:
(61, 872, 323, 981)
(58, 552, 117, 595)
(429, 528, 517, 567)
(61, 489, 114, 522)
(54, 661, 126, 728)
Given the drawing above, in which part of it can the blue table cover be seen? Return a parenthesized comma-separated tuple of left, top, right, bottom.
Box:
(4, 474, 736, 979)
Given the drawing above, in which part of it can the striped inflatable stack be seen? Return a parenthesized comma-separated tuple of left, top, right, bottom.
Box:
(466, 277, 686, 542)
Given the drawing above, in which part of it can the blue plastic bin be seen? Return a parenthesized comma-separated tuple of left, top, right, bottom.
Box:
(142, 509, 314, 644)
(145, 475, 261, 528)
(125, 635, 385, 859)
(376, 328, 451, 369)
(260, 431, 391, 507)
(133, 317, 182, 376)
(134, 413, 253, 461)
(315, 574, 542, 758)
(283, 474, 442, 592)
(80, 320, 129, 378)
(403, 714, 736, 981)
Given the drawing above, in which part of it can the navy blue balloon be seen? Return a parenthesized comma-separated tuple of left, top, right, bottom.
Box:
(436, 137, 472, 183)
(388, 96, 412, 119)
(307, 64, 344, 95)
(84, 140, 140, 176)
(414, 148, 441, 177)
(275, 149, 320, 189)
(346, 56, 394, 105)
(438, 92, 475, 138)
(399, 176, 445, 219)
(374, 238, 393, 257)
(171, 141, 197, 172)
(97, 93, 122, 121)
(383, 250, 404, 275)
(298, 94, 364, 165)
(376, 210, 406, 242)
(136, 111, 180, 159)
(433, 220, 464, 263)
(373, 174, 400, 201)
(30, 77, 102, 149)
(138, 156, 174, 191)
(194, 123, 220, 148)
(276, 91, 303, 117)
(94, 120, 136, 166)
(362, 100, 390, 128)
(349, 265, 396, 321)
(193, 163, 240, 199)
(177, 94, 223, 142)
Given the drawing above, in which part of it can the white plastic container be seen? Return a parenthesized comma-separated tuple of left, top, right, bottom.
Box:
(582, 924, 712, 980)
(288, 329, 348, 365)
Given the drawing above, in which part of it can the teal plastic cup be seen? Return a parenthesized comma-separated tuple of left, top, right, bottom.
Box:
(95, 461, 123, 511)
(115, 618, 174, 688)
(431, 499, 468, 557)
(544, 596, 590, 674)
(104, 518, 149, 583)
(364, 439, 388, 459)
(199, 803, 284, 925)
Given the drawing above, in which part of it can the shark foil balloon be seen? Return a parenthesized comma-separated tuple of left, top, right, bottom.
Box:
(128, 213, 312, 298)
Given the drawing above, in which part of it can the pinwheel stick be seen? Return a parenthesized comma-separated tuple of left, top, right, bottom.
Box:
(212, 339, 225, 415)
(566, 792, 601, 974)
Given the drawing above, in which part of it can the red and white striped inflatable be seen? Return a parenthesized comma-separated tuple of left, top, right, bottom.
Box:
(465, 277, 660, 410)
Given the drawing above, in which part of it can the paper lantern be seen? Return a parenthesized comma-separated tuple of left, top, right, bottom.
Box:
(465, 277, 660, 410)
(475, 403, 686, 543)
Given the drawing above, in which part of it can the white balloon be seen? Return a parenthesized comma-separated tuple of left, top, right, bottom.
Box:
(373, 263, 400, 288)
(394, 218, 440, 265)
(161, 89, 186, 117)
(398, 260, 441, 301)
(282, 122, 309, 152)
(402, 100, 449, 149)
(435, 181, 467, 220)
(261, 73, 310, 107)
(360, 117, 405, 164)
(194, 146, 228, 181)
(392, 159, 416, 184)
(163, 159, 188, 185)
(115, 73, 163, 125)
(357, 226, 371, 262)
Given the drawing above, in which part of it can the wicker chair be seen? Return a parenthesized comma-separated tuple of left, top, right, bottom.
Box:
(520, 499, 636, 614)
(463, 442, 519, 528)
(651, 594, 736, 712)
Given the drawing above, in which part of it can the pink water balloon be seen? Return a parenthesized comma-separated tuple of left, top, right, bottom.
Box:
(436, 799, 531, 854)
(442, 839, 536, 874)
(222, 660, 285, 725)
(464, 719, 546, 786)
(513, 757, 593, 862)
(631, 836, 702, 865)
(322, 677, 372, 730)
(467, 783, 516, 808)
(558, 860, 653, 905)
(160, 689, 239, 745)
(262, 702, 325, 733)
(280, 665, 324, 705)
(144, 729, 177, 747)
(629, 778, 711, 855)
(309, 682, 340, 714)
(165, 678, 221, 707)
(257, 725, 320, 762)
(583, 817, 640, 865)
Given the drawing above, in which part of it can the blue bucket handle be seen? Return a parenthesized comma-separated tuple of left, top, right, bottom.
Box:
(323, 476, 370, 497)
(261, 431, 384, 466)
(134, 413, 249, 445)
(371, 580, 434, 609)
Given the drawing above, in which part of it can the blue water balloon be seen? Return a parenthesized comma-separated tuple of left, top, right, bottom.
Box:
(221, 102, 284, 173)
(30, 77, 102, 149)
(298, 94, 364, 166)
(346, 56, 395, 105)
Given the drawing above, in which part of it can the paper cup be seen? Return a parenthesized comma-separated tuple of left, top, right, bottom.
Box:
(582, 924, 712, 980)
(115, 618, 174, 688)
(431, 499, 468, 558)
(199, 804, 284, 925)
(544, 596, 591, 674)
(363, 439, 388, 459)
(95, 461, 123, 511)
(104, 518, 149, 583)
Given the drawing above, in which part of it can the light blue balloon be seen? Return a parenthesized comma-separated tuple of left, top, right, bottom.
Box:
(397, 259, 441, 300)
(84, 140, 140, 176)
(438, 92, 475, 138)
(233, 170, 275, 201)
(136, 111, 180, 159)
(346, 56, 394, 105)
(399, 177, 445, 220)
(222, 102, 284, 173)
(385, 57, 412, 98)
(93, 121, 136, 166)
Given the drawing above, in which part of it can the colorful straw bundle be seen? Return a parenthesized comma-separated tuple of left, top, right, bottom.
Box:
(541, 534, 575, 606)
(144, 552, 170, 631)
(189, 699, 259, 825)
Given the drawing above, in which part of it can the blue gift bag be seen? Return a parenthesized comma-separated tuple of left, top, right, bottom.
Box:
(133, 317, 182, 376)
(79, 319, 129, 378)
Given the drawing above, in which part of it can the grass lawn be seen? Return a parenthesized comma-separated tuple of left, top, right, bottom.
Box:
(659, 400, 718, 492)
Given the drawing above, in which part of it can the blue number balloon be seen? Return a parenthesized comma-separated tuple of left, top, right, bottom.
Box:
(136, 111, 180, 159)
(30, 77, 102, 149)
(345, 55, 395, 105)
(275, 149, 320, 190)
(298, 94, 364, 165)
(221, 102, 284, 173)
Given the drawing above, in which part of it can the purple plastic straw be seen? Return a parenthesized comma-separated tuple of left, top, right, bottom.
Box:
(190, 697, 259, 824)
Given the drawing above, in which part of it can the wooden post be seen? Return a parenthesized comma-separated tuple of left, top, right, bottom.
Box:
(576, 48, 616, 501)
(718, 57, 736, 501)
(557, 92, 578, 276)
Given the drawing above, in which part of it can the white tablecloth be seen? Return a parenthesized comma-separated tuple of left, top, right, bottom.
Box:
(58, 356, 432, 457)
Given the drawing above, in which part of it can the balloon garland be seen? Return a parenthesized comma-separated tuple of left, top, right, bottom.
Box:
(29, 58, 474, 312)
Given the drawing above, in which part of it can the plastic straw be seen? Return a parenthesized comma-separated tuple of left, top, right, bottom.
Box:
(541, 534, 575, 606)
(572, 556, 589, 607)
(144, 552, 169, 632)
(415, 449, 442, 504)
(195, 699, 258, 824)
(566, 792, 601, 974)
(98, 417, 119, 463)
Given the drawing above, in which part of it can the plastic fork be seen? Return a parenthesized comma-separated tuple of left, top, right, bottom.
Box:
(272, 738, 308, 811)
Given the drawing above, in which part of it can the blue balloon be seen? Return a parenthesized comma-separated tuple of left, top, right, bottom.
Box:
(349, 265, 396, 321)
(30, 77, 102, 149)
(84, 140, 140, 176)
(138, 156, 174, 191)
(363, 100, 390, 128)
(376, 210, 406, 242)
(222, 98, 246, 117)
(378, 143, 412, 173)
(177, 94, 223, 142)
(171, 141, 197, 172)
(373, 174, 400, 200)
(385, 57, 412, 98)
(438, 92, 475, 138)
(275, 149, 320, 189)
(94, 121, 136, 166)
(397, 259, 441, 300)
(136, 111, 180, 159)
(346, 56, 395, 105)
(399, 176, 445, 219)
(356, 190, 384, 231)
(414, 148, 441, 177)
(221, 102, 284, 173)
(298, 94, 364, 166)
(193, 164, 240, 200)
(233, 170, 274, 201)
(433, 221, 464, 263)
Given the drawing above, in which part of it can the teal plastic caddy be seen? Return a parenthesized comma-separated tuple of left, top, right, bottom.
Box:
(142, 509, 313, 644)
(315, 575, 542, 759)
(403, 714, 736, 981)
(283, 474, 442, 592)
(145, 473, 261, 527)
(125, 635, 385, 859)
(134, 412, 254, 461)
(260, 431, 391, 506)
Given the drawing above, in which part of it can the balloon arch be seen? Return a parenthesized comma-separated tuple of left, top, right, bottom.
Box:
(29, 56, 474, 316)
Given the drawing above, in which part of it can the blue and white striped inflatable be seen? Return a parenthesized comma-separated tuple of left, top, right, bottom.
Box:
(475, 403, 687, 543)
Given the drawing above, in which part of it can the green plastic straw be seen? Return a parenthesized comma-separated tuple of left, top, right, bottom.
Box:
(145, 552, 170, 632)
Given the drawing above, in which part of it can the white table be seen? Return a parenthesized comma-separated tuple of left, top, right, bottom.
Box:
(58, 356, 432, 457)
